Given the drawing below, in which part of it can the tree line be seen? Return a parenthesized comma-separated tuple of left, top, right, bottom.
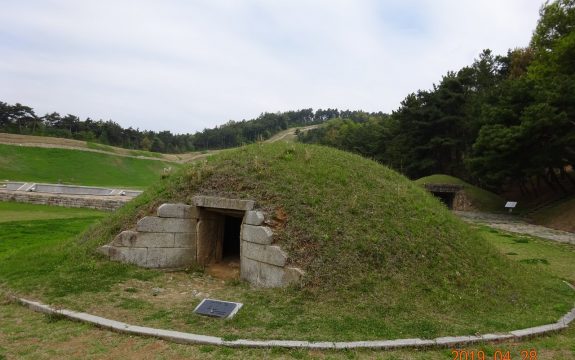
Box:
(0, 104, 343, 153)
(2, 0, 573, 195)
(299, 0, 575, 195)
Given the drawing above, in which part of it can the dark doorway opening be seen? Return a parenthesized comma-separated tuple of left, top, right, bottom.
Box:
(197, 208, 244, 280)
(222, 215, 242, 259)
(431, 191, 455, 209)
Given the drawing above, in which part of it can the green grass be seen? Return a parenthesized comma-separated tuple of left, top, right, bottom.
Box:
(14, 142, 566, 342)
(0, 142, 573, 344)
(481, 226, 575, 284)
(0, 202, 105, 223)
(85, 142, 119, 153)
(0, 143, 180, 188)
(415, 174, 506, 212)
(128, 149, 164, 158)
(0, 194, 574, 356)
(86, 141, 164, 159)
(0, 201, 575, 360)
(0, 202, 157, 300)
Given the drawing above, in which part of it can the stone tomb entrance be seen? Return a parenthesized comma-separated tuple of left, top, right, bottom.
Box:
(100, 195, 304, 288)
(423, 183, 468, 210)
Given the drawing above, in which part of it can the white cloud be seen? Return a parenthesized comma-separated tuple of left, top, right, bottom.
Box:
(0, 0, 544, 133)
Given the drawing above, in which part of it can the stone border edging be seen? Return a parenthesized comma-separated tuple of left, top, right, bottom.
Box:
(13, 296, 575, 350)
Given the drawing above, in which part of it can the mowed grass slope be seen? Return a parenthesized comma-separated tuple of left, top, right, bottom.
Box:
(31, 142, 569, 341)
(415, 174, 506, 212)
(0, 144, 180, 188)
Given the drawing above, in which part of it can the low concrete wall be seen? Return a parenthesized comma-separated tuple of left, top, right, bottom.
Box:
(1, 181, 142, 197)
(0, 189, 129, 211)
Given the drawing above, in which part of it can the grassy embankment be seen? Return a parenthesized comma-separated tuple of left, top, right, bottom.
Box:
(0, 142, 572, 345)
(0, 132, 181, 161)
(531, 196, 575, 233)
(0, 143, 180, 189)
(1, 220, 574, 359)
(415, 174, 506, 212)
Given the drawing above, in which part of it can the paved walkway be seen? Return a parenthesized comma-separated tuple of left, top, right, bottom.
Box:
(454, 211, 575, 245)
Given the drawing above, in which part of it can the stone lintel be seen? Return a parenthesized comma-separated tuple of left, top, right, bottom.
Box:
(193, 196, 254, 211)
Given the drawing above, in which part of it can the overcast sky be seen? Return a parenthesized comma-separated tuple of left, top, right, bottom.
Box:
(0, 1, 543, 134)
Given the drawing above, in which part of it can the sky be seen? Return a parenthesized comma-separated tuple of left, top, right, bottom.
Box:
(0, 0, 544, 134)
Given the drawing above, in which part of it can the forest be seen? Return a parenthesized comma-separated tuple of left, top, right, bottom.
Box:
(300, 0, 575, 194)
(0, 104, 346, 153)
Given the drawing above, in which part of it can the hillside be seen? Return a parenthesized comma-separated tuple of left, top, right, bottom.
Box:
(62, 142, 574, 340)
(531, 196, 575, 233)
(0, 132, 211, 163)
(415, 174, 506, 212)
(0, 143, 181, 188)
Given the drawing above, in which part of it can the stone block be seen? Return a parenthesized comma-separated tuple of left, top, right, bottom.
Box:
(256, 261, 286, 288)
(112, 231, 175, 247)
(434, 336, 482, 346)
(480, 333, 513, 341)
(97, 245, 112, 257)
(157, 203, 197, 218)
(137, 216, 193, 233)
(558, 308, 575, 325)
(283, 267, 305, 285)
(511, 323, 566, 338)
(385, 338, 435, 348)
(108, 247, 148, 266)
(146, 247, 196, 268)
(244, 211, 265, 225)
(240, 256, 260, 284)
(137, 232, 175, 247)
(174, 232, 196, 247)
(241, 225, 273, 245)
(241, 241, 287, 266)
(193, 195, 254, 211)
(241, 257, 294, 288)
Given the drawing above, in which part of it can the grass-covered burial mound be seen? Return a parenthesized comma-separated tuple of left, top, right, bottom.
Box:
(29, 143, 575, 340)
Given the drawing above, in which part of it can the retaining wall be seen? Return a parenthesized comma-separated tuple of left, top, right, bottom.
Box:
(0, 189, 129, 211)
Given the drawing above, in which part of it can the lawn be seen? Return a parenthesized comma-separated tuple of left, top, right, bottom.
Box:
(0, 202, 157, 299)
(0, 214, 574, 359)
(0, 202, 105, 223)
(480, 226, 575, 284)
(0, 143, 179, 188)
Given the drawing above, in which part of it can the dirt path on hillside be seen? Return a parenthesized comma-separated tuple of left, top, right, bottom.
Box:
(455, 211, 575, 245)
(264, 125, 320, 143)
(1, 126, 318, 165)
(0, 132, 187, 163)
